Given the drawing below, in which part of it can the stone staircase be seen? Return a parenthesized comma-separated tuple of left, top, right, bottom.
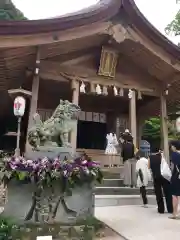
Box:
(95, 167, 156, 207)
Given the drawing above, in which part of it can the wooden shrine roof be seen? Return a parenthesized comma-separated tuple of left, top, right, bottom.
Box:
(0, 0, 180, 113)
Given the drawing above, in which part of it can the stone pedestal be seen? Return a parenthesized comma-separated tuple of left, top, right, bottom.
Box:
(2, 181, 94, 224)
(25, 147, 80, 160)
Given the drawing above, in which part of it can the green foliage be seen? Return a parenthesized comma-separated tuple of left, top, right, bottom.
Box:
(0, 216, 18, 240)
(165, 1, 180, 36)
(0, 0, 26, 20)
(143, 117, 179, 141)
(143, 117, 161, 140)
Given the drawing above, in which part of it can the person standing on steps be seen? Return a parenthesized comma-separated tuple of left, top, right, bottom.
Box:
(136, 151, 151, 207)
(169, 140, 180, 219)
(148, 145, 173, 214)
(121, 134, 136, 188)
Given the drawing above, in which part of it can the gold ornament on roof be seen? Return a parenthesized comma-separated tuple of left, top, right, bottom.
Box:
(98, 46, 118, 78)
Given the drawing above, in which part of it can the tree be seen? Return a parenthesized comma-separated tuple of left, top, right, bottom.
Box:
(142, 117, 179, 141)
(165, 1, 180, 36)
(143, 117, 161, 140)
(0, 0, 26, 20)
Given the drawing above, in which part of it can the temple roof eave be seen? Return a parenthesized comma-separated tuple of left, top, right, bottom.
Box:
(0, 0, 179, 62)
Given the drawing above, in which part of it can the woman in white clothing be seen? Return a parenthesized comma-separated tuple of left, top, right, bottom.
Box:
(105, 133, 118, 155)
(136, 151, 151, 207)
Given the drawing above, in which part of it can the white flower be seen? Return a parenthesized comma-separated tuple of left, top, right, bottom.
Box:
(82, 160, 87, 165)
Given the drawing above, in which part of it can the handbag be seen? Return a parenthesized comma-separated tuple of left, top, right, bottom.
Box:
(160, 154, 172, 181)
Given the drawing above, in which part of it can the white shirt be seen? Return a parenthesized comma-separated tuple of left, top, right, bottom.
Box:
(136, 157, 151, 187)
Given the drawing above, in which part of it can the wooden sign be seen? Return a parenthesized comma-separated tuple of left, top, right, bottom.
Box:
(98, 46, 118, 78)
(37, 236, 52, 240)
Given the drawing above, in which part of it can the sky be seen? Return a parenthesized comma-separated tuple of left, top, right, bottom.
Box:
(12, 0, 180, 44)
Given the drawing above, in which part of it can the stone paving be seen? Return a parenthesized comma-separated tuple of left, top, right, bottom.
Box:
(95, 205, 180, 240)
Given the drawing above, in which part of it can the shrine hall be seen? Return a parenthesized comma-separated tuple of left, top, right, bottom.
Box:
(0, 0, 180, 165)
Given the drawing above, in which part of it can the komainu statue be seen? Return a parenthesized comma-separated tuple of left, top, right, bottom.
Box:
(28, 100, 81, 151)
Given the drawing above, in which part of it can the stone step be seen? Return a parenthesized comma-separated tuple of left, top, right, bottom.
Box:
(97, 178, 153, 187)
(96, 178, 122, 187)
(95, 195, 156, 207)
(95, 186, 154, 195)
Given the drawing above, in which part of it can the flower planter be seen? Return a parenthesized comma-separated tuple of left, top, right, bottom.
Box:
(2, 181, 94, 224)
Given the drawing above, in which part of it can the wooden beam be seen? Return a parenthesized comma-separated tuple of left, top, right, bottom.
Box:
(39, 60, 159, 95)
(126, 25, 180, 72)
(61, 54, 93, 66)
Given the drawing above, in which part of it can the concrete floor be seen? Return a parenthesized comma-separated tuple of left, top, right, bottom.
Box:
(95, 205, 180, 240)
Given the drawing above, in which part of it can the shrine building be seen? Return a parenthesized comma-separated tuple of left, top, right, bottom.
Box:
(0, 0, 180, 164)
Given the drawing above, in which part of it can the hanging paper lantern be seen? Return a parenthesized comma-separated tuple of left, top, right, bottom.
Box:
(80, 81, 86, 93)
(128, 89, 133, 99)
(13, 96, 26, 117)
(103, 86, 108, 95)
(96, 84, 102, 95)
(113, 86, 118, 96)
(119, 88, 124, 97)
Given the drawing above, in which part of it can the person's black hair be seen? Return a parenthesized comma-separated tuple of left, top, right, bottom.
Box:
(151, 143, 160, 153)
(170, 140, 180, 151)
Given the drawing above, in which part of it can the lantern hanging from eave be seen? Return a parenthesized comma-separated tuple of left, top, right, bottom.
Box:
(13, 96, 26, 117)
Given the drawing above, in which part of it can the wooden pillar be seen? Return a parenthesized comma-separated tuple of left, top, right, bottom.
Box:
(160, 94, 169, 163)
(25, 48, 40, 152)
(70, 79, 79, 150)
(129, 90, 137, 146)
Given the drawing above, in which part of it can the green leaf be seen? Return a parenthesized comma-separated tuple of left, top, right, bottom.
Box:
(17, 172, 27, 181)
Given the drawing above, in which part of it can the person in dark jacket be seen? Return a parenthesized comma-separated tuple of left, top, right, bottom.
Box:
(169, 140, 180, 219)
(122, 138, 136, 187)
(148, 145, 172, 214)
